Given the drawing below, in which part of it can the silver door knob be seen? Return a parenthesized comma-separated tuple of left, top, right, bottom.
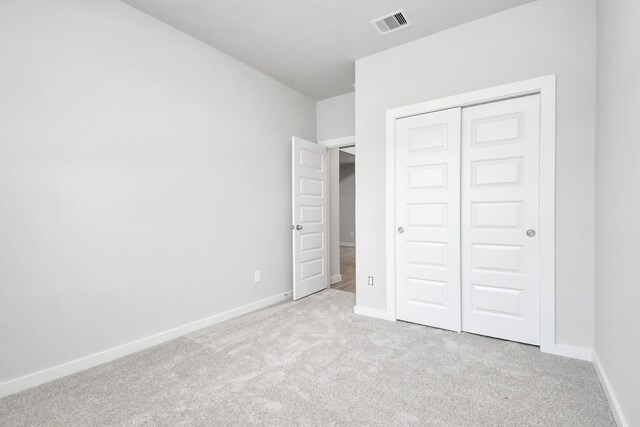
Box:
(526, 229, 536, 237)
(296, 225, 303, 230)
(397, 226, 404, 234)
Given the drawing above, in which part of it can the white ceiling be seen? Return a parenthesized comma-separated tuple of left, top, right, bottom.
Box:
(121, 0, 535, 100)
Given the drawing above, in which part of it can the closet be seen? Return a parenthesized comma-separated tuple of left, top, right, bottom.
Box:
(395, 95, 541, 345)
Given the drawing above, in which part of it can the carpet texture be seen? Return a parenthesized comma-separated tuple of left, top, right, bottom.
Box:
(0, 289, 613, 426)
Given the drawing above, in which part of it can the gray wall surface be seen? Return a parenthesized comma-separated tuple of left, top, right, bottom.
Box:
(0, 0, 315, 383)
(339, 152, 356, 245)
(354, 0, 596, 348)
(316, 92, 355, 141)
(595, 0, 640, 424)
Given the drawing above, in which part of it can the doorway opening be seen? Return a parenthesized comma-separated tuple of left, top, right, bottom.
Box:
(332, 147, 356, 293)
(291, 136, 356, 301)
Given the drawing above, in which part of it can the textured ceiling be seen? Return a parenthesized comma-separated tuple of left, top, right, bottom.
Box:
(121, 0, 535, 99)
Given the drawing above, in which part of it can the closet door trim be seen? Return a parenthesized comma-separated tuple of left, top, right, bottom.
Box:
(384, 75, 557, 354)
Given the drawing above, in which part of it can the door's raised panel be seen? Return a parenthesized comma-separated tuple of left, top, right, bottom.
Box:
(408, 278, 447, 307)
(472, 202, 522, 229)
(471, 113, 523, 147)
(300, 258, 324, 280)
(300, 232, 323, 253)
(472, 157, 523, 187)
(299, 177, 323, 197)
(472, 284, 522, 318)
(408, 203, 447, 228)
(471, 244, 522, 273)
(299, 149, 323, 171)
(299, 205, 323, 224)
(407, 124, 447, 152)
(408, 164, 447, 189)
(407, 241, 447, 268)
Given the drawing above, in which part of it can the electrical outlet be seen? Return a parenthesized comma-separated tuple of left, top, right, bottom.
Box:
(254, 270, 261, 283)
(368, 276, 374, 286)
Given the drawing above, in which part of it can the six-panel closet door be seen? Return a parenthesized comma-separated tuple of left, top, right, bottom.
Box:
(395, 108, 462, 332)
(460, 95, 540, 345)
(395, 95, 541, 345)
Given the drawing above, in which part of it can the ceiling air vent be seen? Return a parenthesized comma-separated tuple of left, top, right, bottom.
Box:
(371, 10, 411, 36)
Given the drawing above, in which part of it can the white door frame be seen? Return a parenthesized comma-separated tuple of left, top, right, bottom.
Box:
(385, 75, 556, 354)
(320, 135, 356, 288)
(319, 135, 355, 149)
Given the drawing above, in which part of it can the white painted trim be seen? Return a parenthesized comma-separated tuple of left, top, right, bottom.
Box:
(340, 242, 356, 248)
(547, 344, 593, 361)
(384, 75, 557, 353)
(330, 274, 343, 284)
(340, 146, 356, 156)
(592, 352, 629, 427)
(327, 147, 336, 290)
(353, 305, 396, 321)
(0, 291, 292, 398)
(319, 135, 355, 149)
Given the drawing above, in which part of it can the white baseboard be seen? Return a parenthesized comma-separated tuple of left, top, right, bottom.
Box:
(0, 291, 292, 399)
(592, 352, 629, 427)
(353, 305, 396, 321)
(340, 242, 355, 247)
(330, 274, 342, 284)
(546, 344, 594, 361)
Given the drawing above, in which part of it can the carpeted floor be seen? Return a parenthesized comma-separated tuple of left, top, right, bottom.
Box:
(0, 289, 613, 426)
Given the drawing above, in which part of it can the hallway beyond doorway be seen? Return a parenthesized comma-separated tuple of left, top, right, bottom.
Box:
(332, 246, 355, 293)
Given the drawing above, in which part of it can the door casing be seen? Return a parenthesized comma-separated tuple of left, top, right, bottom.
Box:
(385, 75, 556, 354)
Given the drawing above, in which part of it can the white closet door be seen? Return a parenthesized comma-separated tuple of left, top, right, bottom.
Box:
(461, 95, 541, 345)
(395, 108, 462, 332)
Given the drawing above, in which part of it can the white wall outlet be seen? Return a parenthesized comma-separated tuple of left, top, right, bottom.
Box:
(368, 276, 374, 286)
(254, 270, 261, 283)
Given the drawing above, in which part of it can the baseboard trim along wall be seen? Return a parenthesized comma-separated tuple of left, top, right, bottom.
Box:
(592, 352, 629, 427)
(330, 274, 343, 284)
(549, 344, 593, 361)
(340, 242, 355, 248)
(353, 305, 396, 321)
(0, 291, 292, 399)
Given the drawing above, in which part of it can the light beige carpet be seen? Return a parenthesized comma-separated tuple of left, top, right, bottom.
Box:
(0, 289, 613, 426)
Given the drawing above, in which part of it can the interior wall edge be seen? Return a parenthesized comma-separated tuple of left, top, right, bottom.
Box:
(592, 352, 630, 427)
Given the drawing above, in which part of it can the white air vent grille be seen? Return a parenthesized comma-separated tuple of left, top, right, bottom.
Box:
(371, 10, 411, 35)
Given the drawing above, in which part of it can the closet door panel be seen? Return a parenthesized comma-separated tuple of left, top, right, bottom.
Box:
(461, 95, 541, 345)
(395, 108, 462, 331)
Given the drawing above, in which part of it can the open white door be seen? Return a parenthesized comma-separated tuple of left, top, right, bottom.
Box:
(292, 137, 329, 300)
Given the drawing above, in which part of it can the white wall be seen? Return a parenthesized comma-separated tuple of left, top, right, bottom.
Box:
(355, 0, 596, 348)
(0, 0, 315, 384)
(316, 92, 355, 141)
(339, 153, 356, 245)
(595, 0, 640, 424)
